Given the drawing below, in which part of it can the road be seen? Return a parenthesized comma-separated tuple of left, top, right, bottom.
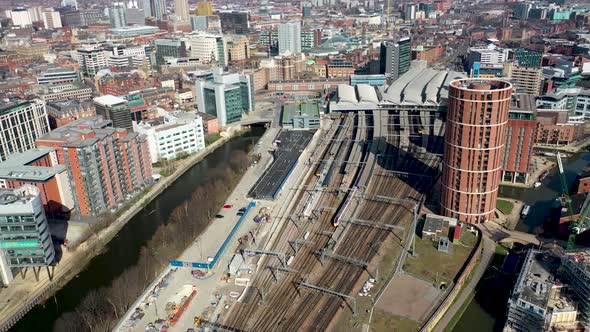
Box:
(432, 236, 495, 332)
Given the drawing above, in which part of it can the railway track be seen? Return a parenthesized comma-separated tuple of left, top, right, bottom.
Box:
(219, 110, 442, 332)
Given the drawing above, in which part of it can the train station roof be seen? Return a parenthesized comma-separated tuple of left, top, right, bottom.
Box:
(331, 67, 466, 111)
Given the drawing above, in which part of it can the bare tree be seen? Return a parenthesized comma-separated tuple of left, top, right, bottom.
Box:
(54, 312, 87, 332)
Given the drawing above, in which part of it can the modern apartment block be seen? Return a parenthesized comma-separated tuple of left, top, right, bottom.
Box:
(505, 249, 582, 332)
(561, 250, 590, 325)
(440, 79, 512, 224)
(0, 185, 56, 286)
(278, 21, 302, 55)
(195, 68, 254, 127)
(133, 111, 206, 163)
(36, 117, 152, 218)
(0, 146, 74, 218)
(504, 63, 543, 96)
(0, 99, 51, 162)
(94, 95, 133, 131)
(379, 37, 411, 81)
(502, 94, 538, 184)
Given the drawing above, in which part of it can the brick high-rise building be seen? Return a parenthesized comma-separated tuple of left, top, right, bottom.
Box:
(441, 79, 513, 224)
(36, 117, 152, 218)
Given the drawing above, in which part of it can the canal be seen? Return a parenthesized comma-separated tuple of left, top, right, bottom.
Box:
(453, 152, 590, 331)
(11, 127, 265, 331)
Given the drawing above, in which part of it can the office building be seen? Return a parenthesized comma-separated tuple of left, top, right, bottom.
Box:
(143, 0, 166, 20)
(46, 100, 95, 128)
(42, 9, 62, 29)
(175, 0, 189, 21)
(327, 58, 354, 78)
(405, 4, 416, 21)
(94, 95, 132, 131)
(218, 11, 249, 34)
(515, 48, 542, 68)
(0, 186, 56, 286)
(301, 29, 321, 50)
(7, 8, 32, 27)
(36, 67, 80, 86)
(226, 35, 249, 63)
(76, 47, 108, 77)
(61, 0, 78, 9)
(0, 100, 50, 163)
(379, 37, 411, 81)
(467, 45, 510, 68)
(536, 109, 583, 146)
(109, 6, 127, 29)
(195, 68, 254, 127)
(36, 117, 152, 218)
(62, 9, 104, 27)
(502, 94, 537, 184)
(278, 22, 302, 55)
(282, 102, 320, 130)
(0, 147, 74, 217)
(190, 16, 208, 31)
(197, 1, 213, 16)
(109, 25, 159, 37)
(440, 79, 512, 224)
(575, 90, 590, 119)
(189, 33, 227, 66)
(38, 84, 93, 103)
(514, 2, 532, 20)
(504, 64, 543, 96)
(133, 111, 205, 163)
(154, 39, 188, 70)
(505, 249, 582, 332)
(126, 8, 145, 25)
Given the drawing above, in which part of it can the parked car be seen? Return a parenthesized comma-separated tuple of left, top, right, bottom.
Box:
(223, 204, 233, 209)
(215, 214, 224, 219)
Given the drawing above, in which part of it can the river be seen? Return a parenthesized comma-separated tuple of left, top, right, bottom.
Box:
(453, 152, 590, 331)
(11, 127, 265, 331)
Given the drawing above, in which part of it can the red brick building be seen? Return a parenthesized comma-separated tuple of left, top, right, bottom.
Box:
(536, 109, 584, 145)
(441, 79, 513, 224)
(412, 45, 444, 64)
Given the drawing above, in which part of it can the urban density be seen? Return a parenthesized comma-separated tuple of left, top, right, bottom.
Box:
(1, 0, 590, 331)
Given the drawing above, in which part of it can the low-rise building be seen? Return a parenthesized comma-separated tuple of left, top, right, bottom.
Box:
(94, 95, 133, 131)
(0, 185, 56, 286)
(36, 67, 80, 86)
(46, 100, 95, 129)
(281, 101, 320, 130)
(133, 111, 206, 163)
(536, 109, 584, 146)
(38, 84, 93, 103)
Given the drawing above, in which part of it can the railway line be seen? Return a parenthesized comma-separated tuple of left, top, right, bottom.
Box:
(218, 110, 443, 332)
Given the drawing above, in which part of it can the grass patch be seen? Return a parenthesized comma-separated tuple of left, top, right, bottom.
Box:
(495, 244, 509, 256)
(372, 310, 419, 332)
(159, 169, 174, 177)
(403, 232, 476, 284)
(205, 133, 222, 146)
(496, 199, 514, 215)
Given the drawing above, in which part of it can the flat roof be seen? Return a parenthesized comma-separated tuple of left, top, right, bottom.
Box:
(282, 102, 320, 123)
(0, 147, 66, 181)
(94, 95, 127, 106)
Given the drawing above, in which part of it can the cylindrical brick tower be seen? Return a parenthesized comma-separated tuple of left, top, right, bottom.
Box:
(440, 79, 512, 224)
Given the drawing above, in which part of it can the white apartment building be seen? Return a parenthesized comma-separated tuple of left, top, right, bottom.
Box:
(0, 100, 50, 162)
(133, 111, 206, 163)
(189, 33, 227, 66)
(42, 9, 62, 29)
(278, 21, 302, 54)
(76, 47, 109, 77)
(7, 8, 32, 27)
(575, 90, 590, 119)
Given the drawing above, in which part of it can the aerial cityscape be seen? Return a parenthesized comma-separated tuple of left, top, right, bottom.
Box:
(1, 0, 590, 331)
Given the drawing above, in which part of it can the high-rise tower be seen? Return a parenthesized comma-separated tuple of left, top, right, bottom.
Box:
(440, 79, 513, 224)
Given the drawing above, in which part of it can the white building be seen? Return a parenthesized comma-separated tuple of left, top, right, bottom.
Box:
(278, 21, 302, 55)
(175, 0, 189, 21)
(468, 44, 510, 67)
(189, 32, 227, 66)
(575, 89, 590, 119)
(0, 186, 56, 286)
(8, 8, 32, 27)
(133, 111, 206, 163)
(0, 100, 50, 162)
(36, 67, 79, 86)
(405, 4, 416, 21)
(42, 9, 62, 29)
(109, 6, 127, 29)
(76, 47, 108, 77)
(61, 0, 78, 9)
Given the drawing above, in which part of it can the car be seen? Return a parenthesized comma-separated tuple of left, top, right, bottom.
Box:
(237, 211, 244, 216)
(238, 207, 247, 212)
(223, 204, 233, 209)
(215, 214, 224, 218)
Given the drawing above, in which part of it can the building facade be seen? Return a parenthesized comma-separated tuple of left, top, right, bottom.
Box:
(94, 95, 133, 131)
(440, 79, 512, 224)
(36, 67, 80, 86)
(108, 6, 127, 29)
(0, 100, 50, 163)
(175, 0, 189, 21)
(0, 186, 56, 286)
(218, 11, 249, 34)
(379, 37, 411, 81)
(154, 39, 188, 70)
(76, 47, 108, 77)
(189, 33, 227, 66)
(278, 22, 302, 55)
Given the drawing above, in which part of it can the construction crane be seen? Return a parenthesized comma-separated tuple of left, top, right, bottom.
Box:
(557, 152, 590, 249)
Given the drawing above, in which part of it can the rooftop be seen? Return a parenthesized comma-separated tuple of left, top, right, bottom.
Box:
(512, 249, 562, 309)
(94, 95, 127, 106)
(0, 147, 66, 182)
(282, 102, 320, 123)
(0, 186, 40, 206)
(510, 94, 536, 113)
(37, 116, 114, 145)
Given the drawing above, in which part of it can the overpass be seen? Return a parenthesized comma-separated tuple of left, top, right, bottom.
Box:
(478, 221, 541, 246)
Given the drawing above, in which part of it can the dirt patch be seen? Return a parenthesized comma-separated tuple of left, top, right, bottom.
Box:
(376, 274, 441, 322)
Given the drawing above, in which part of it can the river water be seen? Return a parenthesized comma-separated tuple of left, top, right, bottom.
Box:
(453, 152, 590, 331)
(11, 127, 264, 331)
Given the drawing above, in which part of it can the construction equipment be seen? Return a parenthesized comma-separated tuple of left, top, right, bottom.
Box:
(556, 152, 590, 248)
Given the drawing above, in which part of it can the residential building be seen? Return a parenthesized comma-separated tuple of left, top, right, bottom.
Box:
(76, 47, 108, 77)
(189, 33, 227, 66)
(441, 79, 513, 224)
(514, 2, 532, 19)
(0, 147, 74, 217)
(301, 29, 321, 50)
(149, 0, 166, 20)
(8, 8, 32, 27)
(36, 117, 152, 218)
(42, 9, 62, 29)
(0, 186, 56, 286)
(133, 111, 205, 163)
(0, 100, 50, 163)
(561, 250, 590, 325)
(281, 102, 320, 130)
(108, 6, 127, 29)
(278, 22, 302, 55)
(412, 45, 444, 64)
(36, 68, 80, 86)
(94, 95, 132, 131)
(175, 0, 189, 21)
(505, 249, 581, 332)
(195, 68, 254, 127)
(38, 84, 93, 103)
(502, 94, 537, 184)
(197, 2, 213, 16)
(536, 109, 583, 146)
(154, 39, 188, 70)
(46, 100, 95, 128)
(218, 11, 249, 34)
(504, 64, 543, 96)
(405, 4, 416, 21)
(379, 37, 411, 81)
